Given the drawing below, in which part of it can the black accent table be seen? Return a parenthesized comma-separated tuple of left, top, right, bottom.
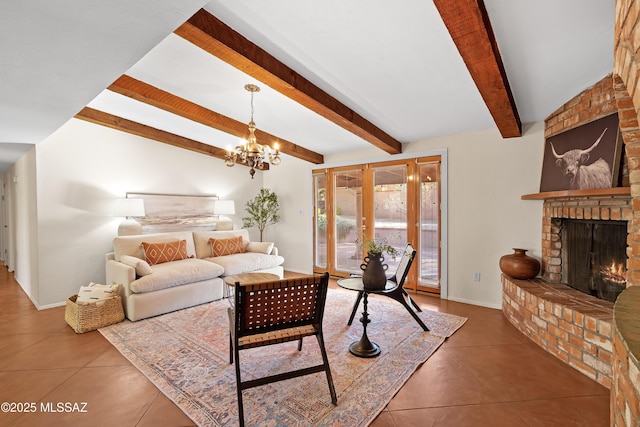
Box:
(337, 277, 399, 358)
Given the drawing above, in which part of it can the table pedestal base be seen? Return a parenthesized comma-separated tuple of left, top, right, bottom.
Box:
(349, 291, 381, 358)
(349, 337, 380, 358)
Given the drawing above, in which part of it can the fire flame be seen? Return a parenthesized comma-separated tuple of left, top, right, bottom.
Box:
(600, 260, 627, 284)
(609, 261, 625, 277)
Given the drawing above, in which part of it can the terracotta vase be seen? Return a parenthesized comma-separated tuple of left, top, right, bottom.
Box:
(361, 252, 389, 290)
(499, 248, 540, 280)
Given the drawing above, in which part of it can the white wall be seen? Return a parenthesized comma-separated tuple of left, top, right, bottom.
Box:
(263, 156, 315, 274)
(410, 122, 544, 308)
(32, 118, 262, 307)
(3, 148, 39, 302)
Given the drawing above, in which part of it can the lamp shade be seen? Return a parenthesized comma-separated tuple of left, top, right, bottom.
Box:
(114, 198, 145, 217)
(213, 200, 235, 215)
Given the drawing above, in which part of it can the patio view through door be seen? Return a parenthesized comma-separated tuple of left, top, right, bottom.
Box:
(313, 156, 441, 295)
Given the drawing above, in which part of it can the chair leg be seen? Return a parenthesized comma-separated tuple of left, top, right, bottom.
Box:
(297, 337, 303, 351)
(229, 335, 234, 364)
(385, 287, 429, 331)
(347, 291, 364, 326)
(402, 288, 422, 312)
(316, 333, 337, 405)
(234, 347, 245, 427)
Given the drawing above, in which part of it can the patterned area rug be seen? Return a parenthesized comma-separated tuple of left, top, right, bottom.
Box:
(99, 288, 466, 427)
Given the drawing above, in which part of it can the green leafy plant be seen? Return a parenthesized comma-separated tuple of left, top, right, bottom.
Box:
(316, 212, 355, 240)
(242, 188, 280, 242)
(355, 234, 401, 258)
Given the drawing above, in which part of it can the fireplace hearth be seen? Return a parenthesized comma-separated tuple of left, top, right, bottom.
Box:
(562, 219, 627, 302)
(505, 190, 632, 388)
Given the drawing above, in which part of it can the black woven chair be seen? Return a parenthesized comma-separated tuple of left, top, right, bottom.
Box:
(228, 272, 337, 427)
(347, 244, 428, 331)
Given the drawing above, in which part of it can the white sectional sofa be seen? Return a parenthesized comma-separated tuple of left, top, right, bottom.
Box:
(105, 229, 284, 321)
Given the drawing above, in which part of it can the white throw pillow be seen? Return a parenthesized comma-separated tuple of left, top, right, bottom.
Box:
(76, 282, 119, 303)
(246, 241, 274, 254)
(120, 255, 153, 276)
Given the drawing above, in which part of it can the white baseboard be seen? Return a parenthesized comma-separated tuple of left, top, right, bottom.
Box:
(37, 301, 66, 310)
(446, 296, 502, 310)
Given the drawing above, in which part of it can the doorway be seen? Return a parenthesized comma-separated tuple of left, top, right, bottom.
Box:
(312, 156, 442, 295)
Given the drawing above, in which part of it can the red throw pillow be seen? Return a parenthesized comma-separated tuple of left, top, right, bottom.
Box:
(209, 236, 246, 257)
(140, 240, 189, 266)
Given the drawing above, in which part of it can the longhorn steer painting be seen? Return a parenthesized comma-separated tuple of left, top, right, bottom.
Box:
(539, 113, 622, 192)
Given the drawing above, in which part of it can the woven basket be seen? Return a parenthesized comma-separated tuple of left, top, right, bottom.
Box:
(65, 294, 125, 333)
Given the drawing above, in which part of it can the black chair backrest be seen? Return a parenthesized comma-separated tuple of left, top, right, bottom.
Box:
(234, 273, 330, 338)
(393, 244, 416, 286)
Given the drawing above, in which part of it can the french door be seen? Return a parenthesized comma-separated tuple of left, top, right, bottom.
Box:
(312, 156, 441, 294)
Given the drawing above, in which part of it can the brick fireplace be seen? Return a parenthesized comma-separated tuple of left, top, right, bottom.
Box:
(503, 191, 631, 388)
(502, 73, 631, 388)
(500, 5, 640, 418)
(541, 195, 632, 298)
(504, 2, 640, 425)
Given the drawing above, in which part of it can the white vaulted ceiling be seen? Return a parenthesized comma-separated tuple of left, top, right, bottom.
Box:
(0, 0, 615, 172)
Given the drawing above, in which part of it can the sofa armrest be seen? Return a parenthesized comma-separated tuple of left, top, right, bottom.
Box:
(246, 241, 278, 256)
(106, 259, 136, 298)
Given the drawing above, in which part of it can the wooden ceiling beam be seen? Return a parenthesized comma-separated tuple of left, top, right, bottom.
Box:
(433, 0, 522, 138)
(74, 107, 265, 169)
(108, 75, 323, 164)
(175, 9, 402, 154)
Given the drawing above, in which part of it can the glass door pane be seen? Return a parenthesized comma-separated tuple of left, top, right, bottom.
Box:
(419, 162, 440, 290)
(333, 169, 363, 274)
(313, 172, 327, 269)
(372, 164, 407, 274)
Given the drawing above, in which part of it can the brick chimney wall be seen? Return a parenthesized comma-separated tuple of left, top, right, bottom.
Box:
(610, 1, 640, 425)
(546, 75, 618, 140)
(541, 75, 632, 284)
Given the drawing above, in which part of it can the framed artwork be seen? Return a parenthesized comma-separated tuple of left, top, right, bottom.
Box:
(539, 113, 623, 192)
(126, 193, 218, 233)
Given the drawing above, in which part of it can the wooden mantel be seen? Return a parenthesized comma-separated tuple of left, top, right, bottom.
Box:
(521, 187, 631, 200)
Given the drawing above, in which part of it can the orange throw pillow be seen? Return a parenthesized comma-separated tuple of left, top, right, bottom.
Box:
(209, 236, 246, 257)
(140, 240, 189, 266)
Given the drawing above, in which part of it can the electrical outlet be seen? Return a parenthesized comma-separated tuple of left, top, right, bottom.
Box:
(473, 272, 481, 282)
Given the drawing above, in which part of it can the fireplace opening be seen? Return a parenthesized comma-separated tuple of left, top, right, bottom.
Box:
(561, 219, 627, 302)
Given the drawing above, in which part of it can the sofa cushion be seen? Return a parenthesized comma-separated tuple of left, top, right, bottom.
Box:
(140, 240, 190, 266)
(120, 255, 153, 276)
(205, 252, 284, 276)
(129, 258, 224, 293)
(113, 231, 196, 262)
(209, 236, 246, 257)
(193, 230, 250, 259)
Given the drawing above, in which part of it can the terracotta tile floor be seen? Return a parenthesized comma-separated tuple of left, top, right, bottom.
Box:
(0, 266, 610, 426)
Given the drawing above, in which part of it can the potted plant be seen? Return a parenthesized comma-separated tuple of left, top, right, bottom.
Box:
(356, 234, 401, 259)
(355, 234, 401, 290)
(242, 188, 280, 242)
